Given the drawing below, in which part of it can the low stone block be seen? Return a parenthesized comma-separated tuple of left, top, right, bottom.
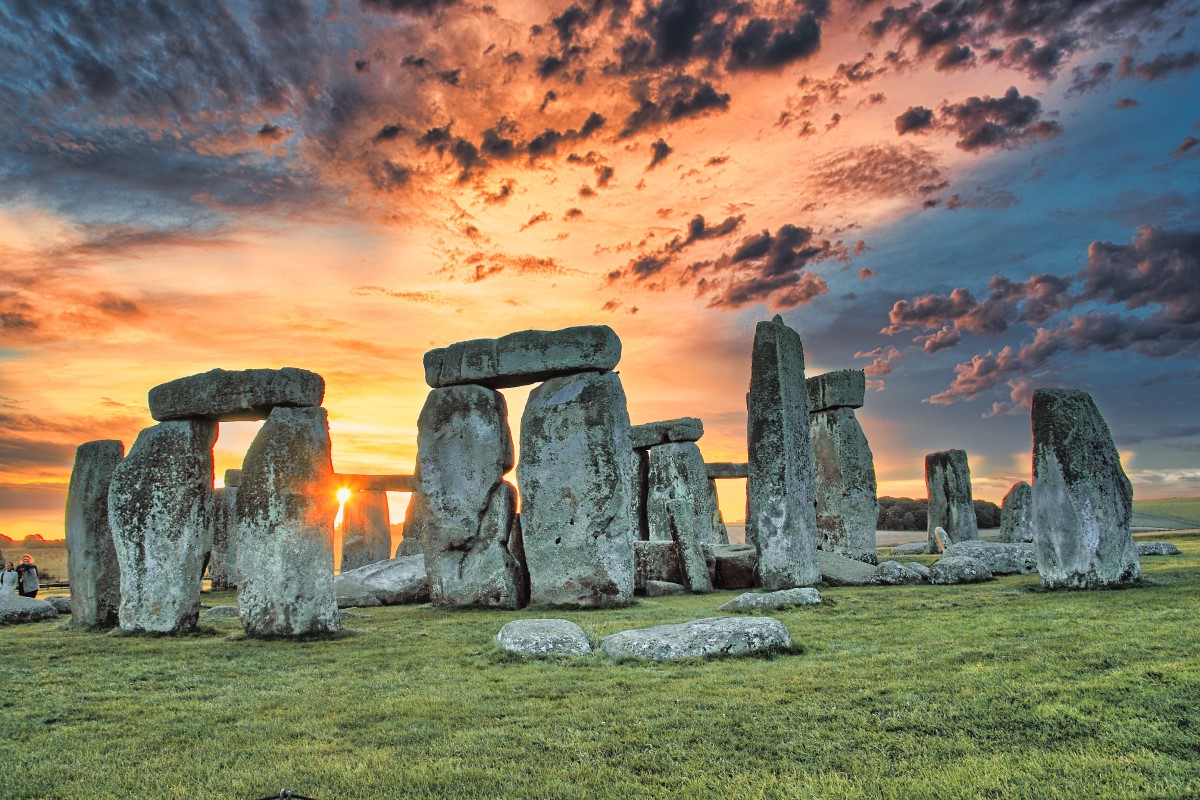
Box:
(1136, 541, 1181, 556)
(634, 540, 684, 591)
(599, 617, 794, 661)
(335, 555, 429, 607)
(645, 580, 685, 597)
(424, 324, 621, 389)
(805, 369, 866, 412)
(631, 417, 704, 448)
(891, 541, 932, 556)
(943, 541, 1037, 575)
(705, 544, 759, 589)
(201, 605, 239, 619)
(818, 550, 877, 586)
(719, 588, 822, 612)
(46, 596, 72, 614)
(149, 367, 324, 422)
(873, 561, 924, 585)
(0, 595, 59, 625)
(496, 619, 592, 657)
(905, 562, 931, 579)
(929, 556, 993, 585)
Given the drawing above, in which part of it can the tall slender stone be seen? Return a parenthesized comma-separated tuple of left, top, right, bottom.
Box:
(747, 315, 819, 589)
(109, 421, 216, 633)
(1032, 388, 1139, 589)
(396, 488, 426, 557)
(708, 479, 730, 543)
(646, 442, 721, 545)
(208, 487, 234, 590)
(219, 469, 242, 587)
(667, 500, 713, 593)
(519, 371, 636, 606)
(810, 406, 879, 564)
(1001, 481, 1034, 543)
(237, 407, 339, 636)
(417, 385, 526, 608)
(341, 490, 392, 572)
(925, 449, 979, 550)
(65, 440, 124, 628)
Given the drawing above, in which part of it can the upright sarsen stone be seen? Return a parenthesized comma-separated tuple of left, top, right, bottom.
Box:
(1001, 481, 1034, 543)
(646, 442, 722, 545)
(519, 371, 636, 606)
(340, 490, 392, 572)
(237, 407, 339, 636)
(1032, 388, 1139, 589)
(747, 315, 820, 589)
(925, 449, 979, 550)
(65, 440, 124, 628)
(109, 421, 216, 633)
(208, 487, 235, 590)
(810, 406, 879, 564)
(424, 325, 621, 389)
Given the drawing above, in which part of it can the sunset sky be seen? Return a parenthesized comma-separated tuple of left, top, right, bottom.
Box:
(2, 0, 1198, 540)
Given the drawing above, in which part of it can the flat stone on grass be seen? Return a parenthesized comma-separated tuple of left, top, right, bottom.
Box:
(943, 541, 1037, 575)
(0, 595, 59, 625)
(719, 588, 822, 612)
(873, 561, 924, 585)
(497, 619, 592, 657)
(645, 580, 685, 596)
(1136, 541, 1181, 556)
(818, 550, 878, 586)
(599, 617, 795, 661)
(930, 556, 994, 585)
(891, 541, 932, 556)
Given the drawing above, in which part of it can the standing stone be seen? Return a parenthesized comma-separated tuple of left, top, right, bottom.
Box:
(417, 385, 526, 608)
(1032, 388, 1139, 589)
(396, 485, 426, 557)
(237, 407, 339, 636)
(208, 487, 234, 590)
(810, 406, 879, 564)
(219, 469, 242, 587)
(65, 440, 124, 628)
(747, 315, 820, 589)
(667, 499, 712, 593)
(925, 449, 979, 550)
(424, 325, 621, 389)
(519, 371, 636, 607)
(341, 490, 392, 572)
(109, 421, 216, 633)
(646, 443, 720, 545)
(1001, 481, 1034, 543)
(149, 367, 325, 422)
(708, 479, 730, 543)
(632, 450, 650, 541)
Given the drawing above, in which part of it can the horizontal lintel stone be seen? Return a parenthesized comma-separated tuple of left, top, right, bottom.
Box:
(149, 367, 324, 422)
(423, 325, 620, 389)
(805, 369, 866, 412)
(631, 417, 704, 449)
(705, 462, 749, 479)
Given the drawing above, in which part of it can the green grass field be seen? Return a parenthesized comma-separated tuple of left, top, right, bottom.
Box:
(2, 534, 1199, 800)
(1132, 498, 1200, 527)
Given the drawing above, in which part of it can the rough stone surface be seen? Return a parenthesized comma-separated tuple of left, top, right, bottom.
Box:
(708, 479, 729, 543)
(496, 619, 592, 657)
(599, 617, 794, 661)
(237, 407, 339, 636)
(634, 540, 684, 592)
(645, 580, 686, 596)
(705, 544, 759, 589)
(930, 526, 952, 554)
(667, 500, 713, 593)
(647, 443, 721, 545)
(1032, 388, 1140, 590)
(519, 371, 636, 607)
(1137, 541, 1182, 556)
(0, 595, 59, 625)
(335, 555, 430, 606)
(46, 596, 72, 614)
(873, 561, 925, 585)
(340, 490, 393, 573)
(201, 605, 239, 619)
(149, 367, 324, 422)
(805, 369, 866, 412)
(891, 541, 932, 556)
(926, 449, 979, 550)
(944, 541, 1037, 575)
(418, 385, 526, 608)
(810, 407, 879, 564)
(424, 324, 621, 389)
(906, 562, 931, 579)
(818, 550, 878, 586)
(396, 487, 427, 557)
(706, 462, 749, 479)
(631, 417, 704, 448)
(1001, 481, 1035, 543)
(224, 468, 242, 488)
(109, 420, 215, 634)
(395, 536, 423, 558)
(929, 556, 993, 585)
(65, 439, 124, 628)
(747, 315, 820, 590)
(217, 470, 243, 588)
(719, 588, 822, 612)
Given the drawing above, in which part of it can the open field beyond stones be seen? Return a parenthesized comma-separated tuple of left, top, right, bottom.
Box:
(1, 534, 1198, 800)
(1132, 497, 1200, 528)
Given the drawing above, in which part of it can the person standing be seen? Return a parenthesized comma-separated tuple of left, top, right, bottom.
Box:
(0, 561, 17, 595)
(16, 554, 39, 598)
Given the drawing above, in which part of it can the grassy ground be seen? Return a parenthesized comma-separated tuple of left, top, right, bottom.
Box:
(1133, 498, 1200, 527)
(2, 535, 1198, 800)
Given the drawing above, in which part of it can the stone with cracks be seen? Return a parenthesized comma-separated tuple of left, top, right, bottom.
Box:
(418, 385, 526, 608)
(719, 588, 822, 612)
(65, 439, 124, 628)
(519, 371, 636, 607)
(47, 596, 71, 614)
(873, 561, 924, 585)
(109, 420, 215, 634)
(667, 499, 713, 593)
(747, 315, 820, 589)
(818, 551, 878, 586)
(208, 487, 237, 590)
(1137, 541, 1181, 556)
(149, 367, 324, 422)
(930, 556, 993, 584)
(630, 417, 704, 449)
(237, 407, 339, 637)
(340, 490, 392, 573)
(805, 369, 866, 413)
(1032, 388, 1140, 590)
(705, 544, 759, 590)
(599, 617, 794, 661)
(335, 554, 429, 607)
(424, 324, 621, 389)
(926, 449, 979, 550)
(396, 488, 427, 557)
(634, 540, 684, 592)
(0, 595, 59, 625)
(906, 562, 931, 579)
(647, 443, 722, 545)
(496, 619, 592, 657)
(1001, 481, 1035, 543)
(943, 541, 1037, 574)
(810, 406, 879, 564)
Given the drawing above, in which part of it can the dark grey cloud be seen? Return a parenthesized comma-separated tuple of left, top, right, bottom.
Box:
(620, 75, 731, 136)
(1067, 61, 1115, 95)
(606, 212, 745, 284)
(648, 138, 673, 169)
(812, 143, 945, 200)
(1173, 136, 1199, 158)
(940, 87, 1063, 151)
(895, 106, 934, 134)
(1119, 49, 1200, 81)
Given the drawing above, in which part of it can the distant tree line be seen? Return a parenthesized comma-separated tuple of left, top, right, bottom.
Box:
(877, 497, 1001, 531)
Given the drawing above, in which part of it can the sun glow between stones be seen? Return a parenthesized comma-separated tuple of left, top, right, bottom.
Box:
(334, 487, 351, 528)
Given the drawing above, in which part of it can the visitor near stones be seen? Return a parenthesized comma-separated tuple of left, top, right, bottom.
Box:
(16, 554, 39, 598)
(0, 562, 17, 596)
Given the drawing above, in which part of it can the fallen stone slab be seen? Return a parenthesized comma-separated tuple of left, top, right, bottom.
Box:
(930, 556, 993, 585)
(335, 555, 429, 607)
(818, 550, 878, 586)
(45, 596, 71, 614)
(201, 605, 239, 619)
(719, 588, 822, 612)
(905, 562, 931, 579)
(873, 561, 924, 585)
(598, 617, 794, 661)
(0, 595, 59, 625)
(705, 544, 759, 590)
(645, 580, 686, 597)
(943, 541, 1037, 575)
(631, 417, 704, 448)
(1136, 541, 1182, 556)
(806, 369, 866, 413)
(890, 541, 932, 556)
(424, 325, 621, 389)
(496, 619, 592, 657)
(149, 367, 324, 422)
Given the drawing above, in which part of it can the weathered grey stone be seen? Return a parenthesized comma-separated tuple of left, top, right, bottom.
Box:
(810, 407, 879, 564)
(634, 540, 684, 592)
(873, 561, 924, 585)
(224, 468, 242, 488)
(0, 595, 59, 625)
(891, 541, 932, 556)
(201, 605, 239, 619)
(496, 619, 592, 657)
(340, 490, 392, 573)
(109, 420, 215, 634)
(424, 324, 621, 389)
(1032, 389, 1140, 590)
(647, 442, 720, 545)
(1136, 541, 1181, 556)
(396, 487, 427, 557)
(818, 550, 878, 586)
(65, 439, 123, 628)
(929, 556, 993, 584)
(335, 555, 430, 607)
(708, 479, 729, 543)
(395, 536, 423, 557)
(236, 407, 339, 636)
(905, 562, 931, 579)
(46, 596, 72, 614)
(148, 367, 324, 422)
(645, 580, 686, 596)
(208, 486, 238, 590)
(747, 315, 820, 590)
(944, 541, 1037, 575)
(1001, 481, 1034, 543)
(719, 588, 822, 612)
(599, 617, 794, 661)
(417, 385, 526, 608)
(930, 526, 952, 554)
(806, 369, 866, 413)
(706, 462, 749, 479)
(631, 417, 704, 449)
(632, 450, 650, 541)
(667, 499, 713, 593)
(519, 371, 636, 607)
(705, 543, 759, 589)
(926, 449, 979, 550)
